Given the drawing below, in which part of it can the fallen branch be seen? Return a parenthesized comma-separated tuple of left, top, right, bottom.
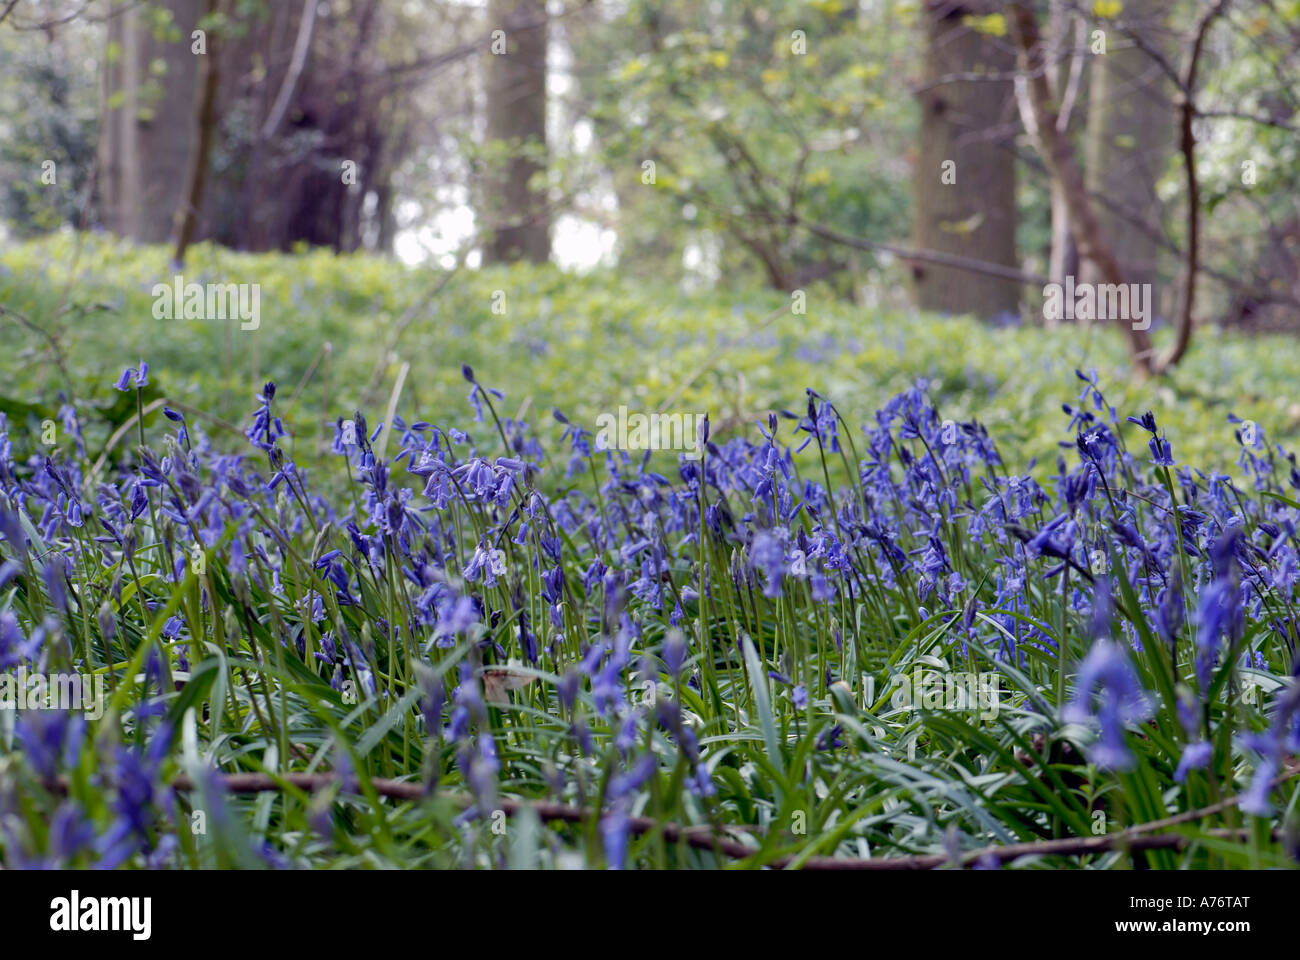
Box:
(795, 827, 1285, 871)
(43, 766, 1299, 870)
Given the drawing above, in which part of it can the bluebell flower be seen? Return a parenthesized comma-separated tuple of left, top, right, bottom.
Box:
(1063, 639, 1152, 770)
(1149, 435, 1175, 467)
(1126, 411, 1158, 435)
(1240, 685, 1300, 816)
(1174, 741, 1212, 783)
(601, 806, 630, 870)
(16, 710, 85, 780)
(663, 629, 687, 679)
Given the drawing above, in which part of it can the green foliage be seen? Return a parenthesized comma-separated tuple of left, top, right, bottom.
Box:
(572, 0, 913, 290)
(0, 29, 98, 236)
(2, 233, 1298, 482)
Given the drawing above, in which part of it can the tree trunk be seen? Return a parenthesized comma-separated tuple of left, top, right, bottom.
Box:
(172, 0, 222, 263)
(99, 0, 207, 243)
(98, 0, 406, 257)
(482, 0, 550, 265)
(1081, 0, 1173, 307)
(911, 0, 1020, 320)
(1011, 1, 1156, 373)
(1045, 3, 1080, 293)
(99, 3, 141, 238)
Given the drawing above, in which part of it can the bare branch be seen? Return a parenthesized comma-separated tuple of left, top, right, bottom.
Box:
(792, 215, 1051, 287)
(259, 0, 319, 141)
(1156, 0, 1232, 373)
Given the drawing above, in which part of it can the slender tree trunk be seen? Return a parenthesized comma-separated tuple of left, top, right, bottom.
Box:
(1048, 185, 1075, 285)
(1011, 1, 1156, 373)
(1045, 4, 1081, 295)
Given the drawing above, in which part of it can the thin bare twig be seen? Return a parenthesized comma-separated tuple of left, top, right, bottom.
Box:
(793, 216, 1052, 287)
(0, 304, 76, 396)
(359, 234, 476, 411)
(1157, 0, 1232, 373)
(81, 398, 167, 491)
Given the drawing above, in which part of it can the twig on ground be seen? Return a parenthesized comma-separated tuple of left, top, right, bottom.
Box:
(43, 766, 1299, 870)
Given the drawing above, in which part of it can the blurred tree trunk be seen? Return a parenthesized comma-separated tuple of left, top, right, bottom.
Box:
(99, 3, 140, 238)
(482, 0, 550, 265)
(375, 177, 397, 254)
(911, 0, 1019, 320)
(222, 0, 296, 251)
(275, 0, 383, 251)
(172, 0, 221, 263)
(1045, 2, 1080, 289)
(100, 0, 206, 243)
(98, 0, 405, 256)
(1080, 0, 1173, 304)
